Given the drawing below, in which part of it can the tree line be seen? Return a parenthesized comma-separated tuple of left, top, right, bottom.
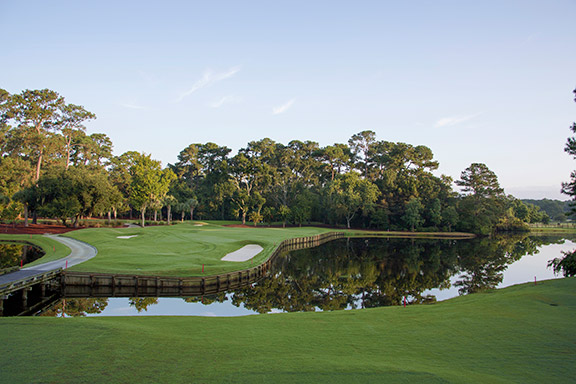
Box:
(0, 88, 549, 234)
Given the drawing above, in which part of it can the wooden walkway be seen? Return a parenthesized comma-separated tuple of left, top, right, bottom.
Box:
(0, 269, 62, 296)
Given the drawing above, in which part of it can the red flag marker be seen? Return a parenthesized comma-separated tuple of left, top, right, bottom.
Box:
(65, 260, 68, 269)
(403, 297, 407, 307)
(534, 276, 537, 285)
(20, 259, 23, 267)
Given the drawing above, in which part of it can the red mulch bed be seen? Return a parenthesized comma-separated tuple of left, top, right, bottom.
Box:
(0, 224, 82, 235)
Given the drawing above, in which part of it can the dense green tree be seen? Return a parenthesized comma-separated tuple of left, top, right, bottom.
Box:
(317, 144, 351, 181)
(4, 89, 65, 181)
(229, 152, 266, 225)
(0, 157, 33, 221)
(522, 199, 569, 222)
(129, 153, 175, 227)
(507, 198, 549, 224)
(403, 198, 424, 232)
(328, 172, 379, 228)
(441, 206, 459, 232)
(60, 104, 96, 169)
(425, 198, 443, 228)
(455, 163, 504, 199)
(455, 163, 508, 235)
(348, 130, 376, 178)
(172, 142, 232, 219)
(30, 167, 117, 227)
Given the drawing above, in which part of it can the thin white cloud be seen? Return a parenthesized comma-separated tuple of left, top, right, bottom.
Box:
(209, 94, 241, 108)
(434, 113, 480, 128)
(176, 66, 241, 103)
(272, 99, 295, 115)
(119, 102, 145, 110)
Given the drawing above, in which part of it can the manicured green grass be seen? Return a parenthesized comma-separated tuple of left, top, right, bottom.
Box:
(1, 278, 574, 383)
(0, 234, 71, 267)
(529, 226, 576, 234)
(63, 221, 337, 276)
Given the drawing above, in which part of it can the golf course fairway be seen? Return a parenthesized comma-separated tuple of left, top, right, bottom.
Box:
(61, 222, 339, 276)
(1, 278, 574, 383)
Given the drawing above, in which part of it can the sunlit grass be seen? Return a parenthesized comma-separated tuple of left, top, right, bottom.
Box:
(63, 221, 336, 276)
(1, 278, 574, 383)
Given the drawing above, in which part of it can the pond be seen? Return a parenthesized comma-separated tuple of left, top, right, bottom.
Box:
(29, 234, 574, 317)
(0, 241, 45, 269)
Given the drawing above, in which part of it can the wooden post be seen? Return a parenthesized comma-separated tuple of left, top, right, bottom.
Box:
(21, 288, 28, 306)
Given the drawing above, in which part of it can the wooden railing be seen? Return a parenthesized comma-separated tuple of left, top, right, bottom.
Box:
(0, 269, 62, 296)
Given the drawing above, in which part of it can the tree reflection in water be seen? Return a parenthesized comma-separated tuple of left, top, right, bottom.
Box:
(0, 242, 45, 268)
(230, 235, 565, 313)
(129, 297, 159, 312)
(40, 298, 109, 317)
(34, 235, 572, 317)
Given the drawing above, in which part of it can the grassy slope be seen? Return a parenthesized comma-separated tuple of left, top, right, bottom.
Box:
(63, 222, 336, 276)
(0, 234, 71, 267)
(1, 278, 574, 383)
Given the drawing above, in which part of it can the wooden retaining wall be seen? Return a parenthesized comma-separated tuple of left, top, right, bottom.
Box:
(0, 269, 62, 296)
(63, 231, 344, 297)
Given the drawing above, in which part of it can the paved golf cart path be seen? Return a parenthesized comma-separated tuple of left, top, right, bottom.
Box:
(0, 234, 97, 287)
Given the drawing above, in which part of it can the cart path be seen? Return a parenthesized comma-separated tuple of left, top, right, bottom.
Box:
(0, 235, 97, 287)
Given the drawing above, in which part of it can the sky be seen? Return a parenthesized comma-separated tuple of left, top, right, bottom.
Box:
(1, 1, 575, 199)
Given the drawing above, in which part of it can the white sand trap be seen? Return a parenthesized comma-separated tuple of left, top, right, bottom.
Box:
(117, 235, 138, 239)
(221, 244, 263, 262)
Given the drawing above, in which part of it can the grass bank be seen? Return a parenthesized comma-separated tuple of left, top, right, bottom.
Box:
(0, 234, 71, 267)
(529, 226, 576, 235)
(1, 278, 574, 383)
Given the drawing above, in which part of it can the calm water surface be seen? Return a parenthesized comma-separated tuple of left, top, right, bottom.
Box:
(0, 241, 45, 268)
(40, 235, 572, 317)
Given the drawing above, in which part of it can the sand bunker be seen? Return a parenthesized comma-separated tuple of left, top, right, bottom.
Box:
(221, 244, 263, 262)
(117, 235, 138, 239)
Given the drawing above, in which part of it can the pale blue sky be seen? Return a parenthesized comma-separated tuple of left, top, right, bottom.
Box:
(1, 1, 575, 199)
